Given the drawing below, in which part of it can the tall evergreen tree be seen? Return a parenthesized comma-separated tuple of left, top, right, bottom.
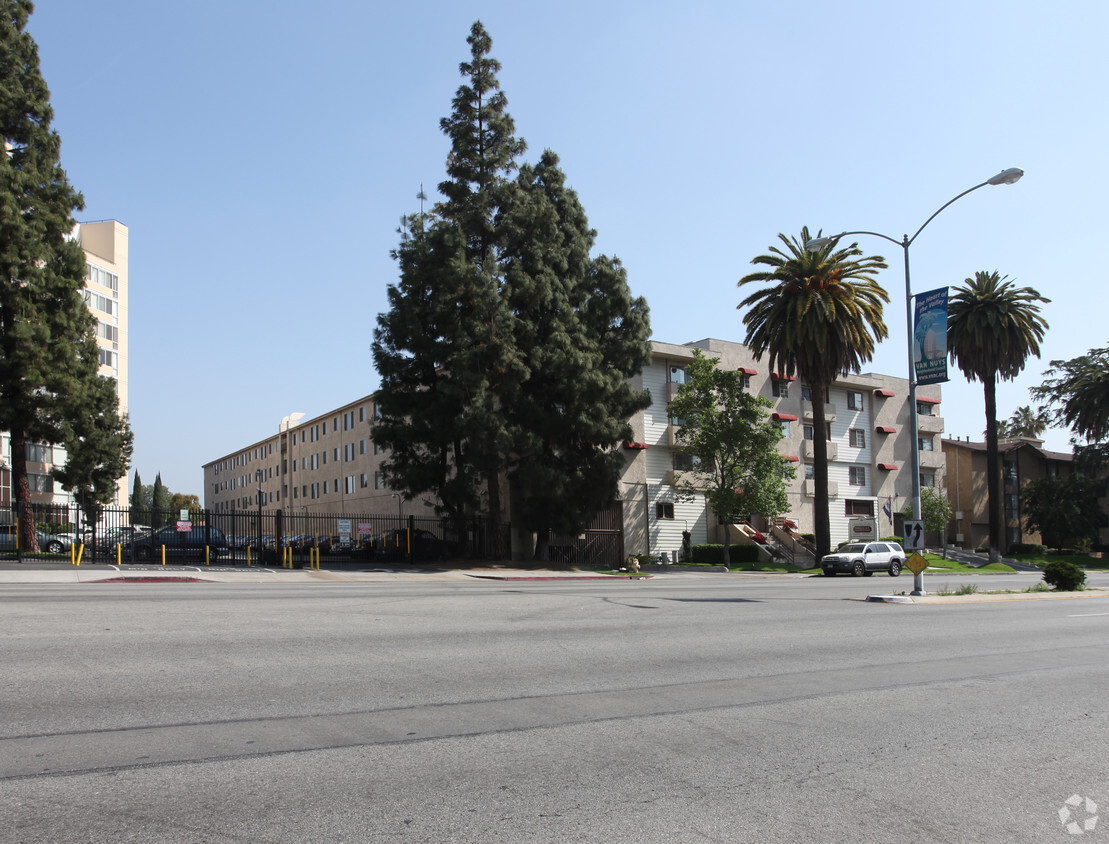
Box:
(52, 373, 133, 527)
(373, 21, 526, 552)
(0, 0, 96, 551)
(151, 473, 170, 527)
(130, 470, 147, 525)
(500, 152, 651, 559)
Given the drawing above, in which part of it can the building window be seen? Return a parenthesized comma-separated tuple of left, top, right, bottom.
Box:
(374, 470, 387, 490)
(778, 421, 790, 437)
(1004, 461, 1018, 485)
(920, 472, 935, 488)
(359, 407, 365, 422)
(374, 442, 385, 455)
(845, 500, 874, 517)
(801, 385, 812, 402)
(344, 443, 354, 461)
(918, 437, 934, 451)
(738, 373, 750, 389)
(360, 473, 368, 489)
(804, 464, 815, 480)
(334, 447, 339, 461)
(772, 379, 789, 398)
(656, 502, 675, 520)
(28, 473, 54, 493)
(673, 452, 700, 472)
(25, 443, 52, 463)
(359, 440, 366, 455)
(849, 466, 866, 486)
(847, 391, 864, 410)
(804, 423, 832, 441)
(668, 365, 687, 384)
(345, 476, 355, 494)
(916, 401, 934, 416)
(849, 429, 866, 448)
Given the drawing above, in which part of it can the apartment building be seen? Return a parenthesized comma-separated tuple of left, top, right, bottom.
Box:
(617, 339, 944, 559)
(0, 220, 129, 510)
(203, 395, 435, 521)
(203, 337, 942, 562)
(941, 436, 1089, 551)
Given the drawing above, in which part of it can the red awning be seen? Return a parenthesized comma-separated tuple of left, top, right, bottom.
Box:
(772, 373, 797, 381)
(874, 389, 895, 397)
(876, 426, 897, 434)
(917, 395, 941, 404)
(772, 413, 798, 421)
(739, 367, 758, 375)
(782, 455, 800, 462)
(878, 463, 897, 470)
(623, 441, 649, 450)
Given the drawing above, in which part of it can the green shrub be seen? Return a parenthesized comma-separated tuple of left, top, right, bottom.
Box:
(955, 583, 979, 595)
(1042, 560, 1087, 591)
(1010, 542, 1045, 556)
(635, 554, 658, 567)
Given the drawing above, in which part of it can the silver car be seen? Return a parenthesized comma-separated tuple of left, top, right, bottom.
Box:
(821, 541, 905, 577)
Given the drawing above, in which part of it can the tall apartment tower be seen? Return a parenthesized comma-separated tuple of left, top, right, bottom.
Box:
(0, 219, 129, 510)
(79, 220, 130, 507)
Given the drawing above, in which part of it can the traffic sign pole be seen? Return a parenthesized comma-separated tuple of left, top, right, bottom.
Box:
(904, 520, 927, 596)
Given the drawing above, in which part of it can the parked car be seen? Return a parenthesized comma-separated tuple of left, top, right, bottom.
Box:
(94, 525, 151, 553)
(0, 525, 72, 554)
(371, 528, 445, 562)
(821, 541, 905, 577)
(132, 525, 230, 562)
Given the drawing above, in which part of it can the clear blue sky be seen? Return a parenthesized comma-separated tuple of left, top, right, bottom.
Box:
(27, 0, 1107, 496)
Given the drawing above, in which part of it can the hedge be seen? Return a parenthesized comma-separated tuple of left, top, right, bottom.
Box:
(691, 543, 760, 564)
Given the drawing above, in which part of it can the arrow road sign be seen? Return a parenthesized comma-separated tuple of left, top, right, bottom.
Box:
(904, 520, 925, 551)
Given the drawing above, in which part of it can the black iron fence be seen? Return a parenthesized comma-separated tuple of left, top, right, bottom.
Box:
(0, 503, 511, 566)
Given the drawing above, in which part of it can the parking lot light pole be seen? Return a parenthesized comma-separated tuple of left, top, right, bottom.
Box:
(255, 468, 264, 563)
(804, 168, 1024, 595)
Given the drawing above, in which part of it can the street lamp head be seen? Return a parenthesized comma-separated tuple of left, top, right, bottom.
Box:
(987, 167, 1024, 186)
(804, 235, 836, 252)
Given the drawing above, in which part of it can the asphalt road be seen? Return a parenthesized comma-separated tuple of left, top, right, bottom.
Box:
(2, 572, 1107, 843)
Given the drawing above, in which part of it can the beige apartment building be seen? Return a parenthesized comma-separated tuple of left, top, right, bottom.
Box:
(617, 339, 944, 560)
(0, 220, 129, 510)
(203, 337, 941, 562)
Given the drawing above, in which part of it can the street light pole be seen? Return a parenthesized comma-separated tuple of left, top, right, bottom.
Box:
(805, 168, 1023, 595)
(255, 468, 264, 564)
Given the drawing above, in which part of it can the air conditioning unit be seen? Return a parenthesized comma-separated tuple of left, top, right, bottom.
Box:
(955, 533, 965, 543)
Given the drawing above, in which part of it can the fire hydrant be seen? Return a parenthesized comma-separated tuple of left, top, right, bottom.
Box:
(627, 556, 640, 574)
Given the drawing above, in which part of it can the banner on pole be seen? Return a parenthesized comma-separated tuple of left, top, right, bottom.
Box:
(914, 287, 949, 385)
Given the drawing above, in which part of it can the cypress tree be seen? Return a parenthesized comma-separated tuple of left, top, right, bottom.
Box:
(151, 473, 169, 527)
(130, 470, 147, 525)
(0, 0, 97, 551)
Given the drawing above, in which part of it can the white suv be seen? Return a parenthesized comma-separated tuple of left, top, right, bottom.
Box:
(821, 542, 905, 577)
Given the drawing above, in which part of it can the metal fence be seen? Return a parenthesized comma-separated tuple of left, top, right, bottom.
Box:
(0, 503, 511, 566)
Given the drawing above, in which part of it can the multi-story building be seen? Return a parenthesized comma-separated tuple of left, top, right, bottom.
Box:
(617, 339, 943, 560)
(0, 220, 129, 511)
(203, 337, 940, 562)
(942, 435, 1081, 551)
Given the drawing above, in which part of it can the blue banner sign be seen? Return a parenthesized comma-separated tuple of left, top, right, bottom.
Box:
(914, 287, 949, 385)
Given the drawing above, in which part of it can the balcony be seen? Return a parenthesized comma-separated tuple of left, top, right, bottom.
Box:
(803, 480, 838, 498)
(802, 441, 838, 461)
(919, 449, 945, 469)
(803, 403, 837, 422)
(917, 413, 944, 433)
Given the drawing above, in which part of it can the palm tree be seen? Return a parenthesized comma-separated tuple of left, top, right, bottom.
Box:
(1006, 405, 1051, 438)
(738, 227, 888, 560)
(947, 271, 1049, 562)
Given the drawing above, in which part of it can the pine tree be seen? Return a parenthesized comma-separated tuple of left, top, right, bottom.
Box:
(0, 0, 96, 551)
(52, 373, 133, 526)
(501, 152, 651, 558)
(373, 21, 526, 552)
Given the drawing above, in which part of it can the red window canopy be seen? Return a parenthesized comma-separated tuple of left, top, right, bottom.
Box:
(917, 396, 941, 404)
(739, 367, 758, 375)
(874, 389, 895, 397)
(772, 413, 798, 421)
(623, 441, 649, 450)
(876, 425, 897, 434)
(772, 373, 797, 381)
(782, 454, 800, 462)
(878, 463, 898, 470)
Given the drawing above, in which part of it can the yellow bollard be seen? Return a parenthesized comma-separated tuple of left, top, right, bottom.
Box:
(117, 544, 121, 566)
(205, 546, 209, 566)
(71, 545, 75, 566)
(161, 545, 166, 565)
(247, 547, 251, 566)
(76, 544, 84, 566)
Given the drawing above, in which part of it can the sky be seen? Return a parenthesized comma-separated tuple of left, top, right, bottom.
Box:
(24, 0, 1108, 496)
